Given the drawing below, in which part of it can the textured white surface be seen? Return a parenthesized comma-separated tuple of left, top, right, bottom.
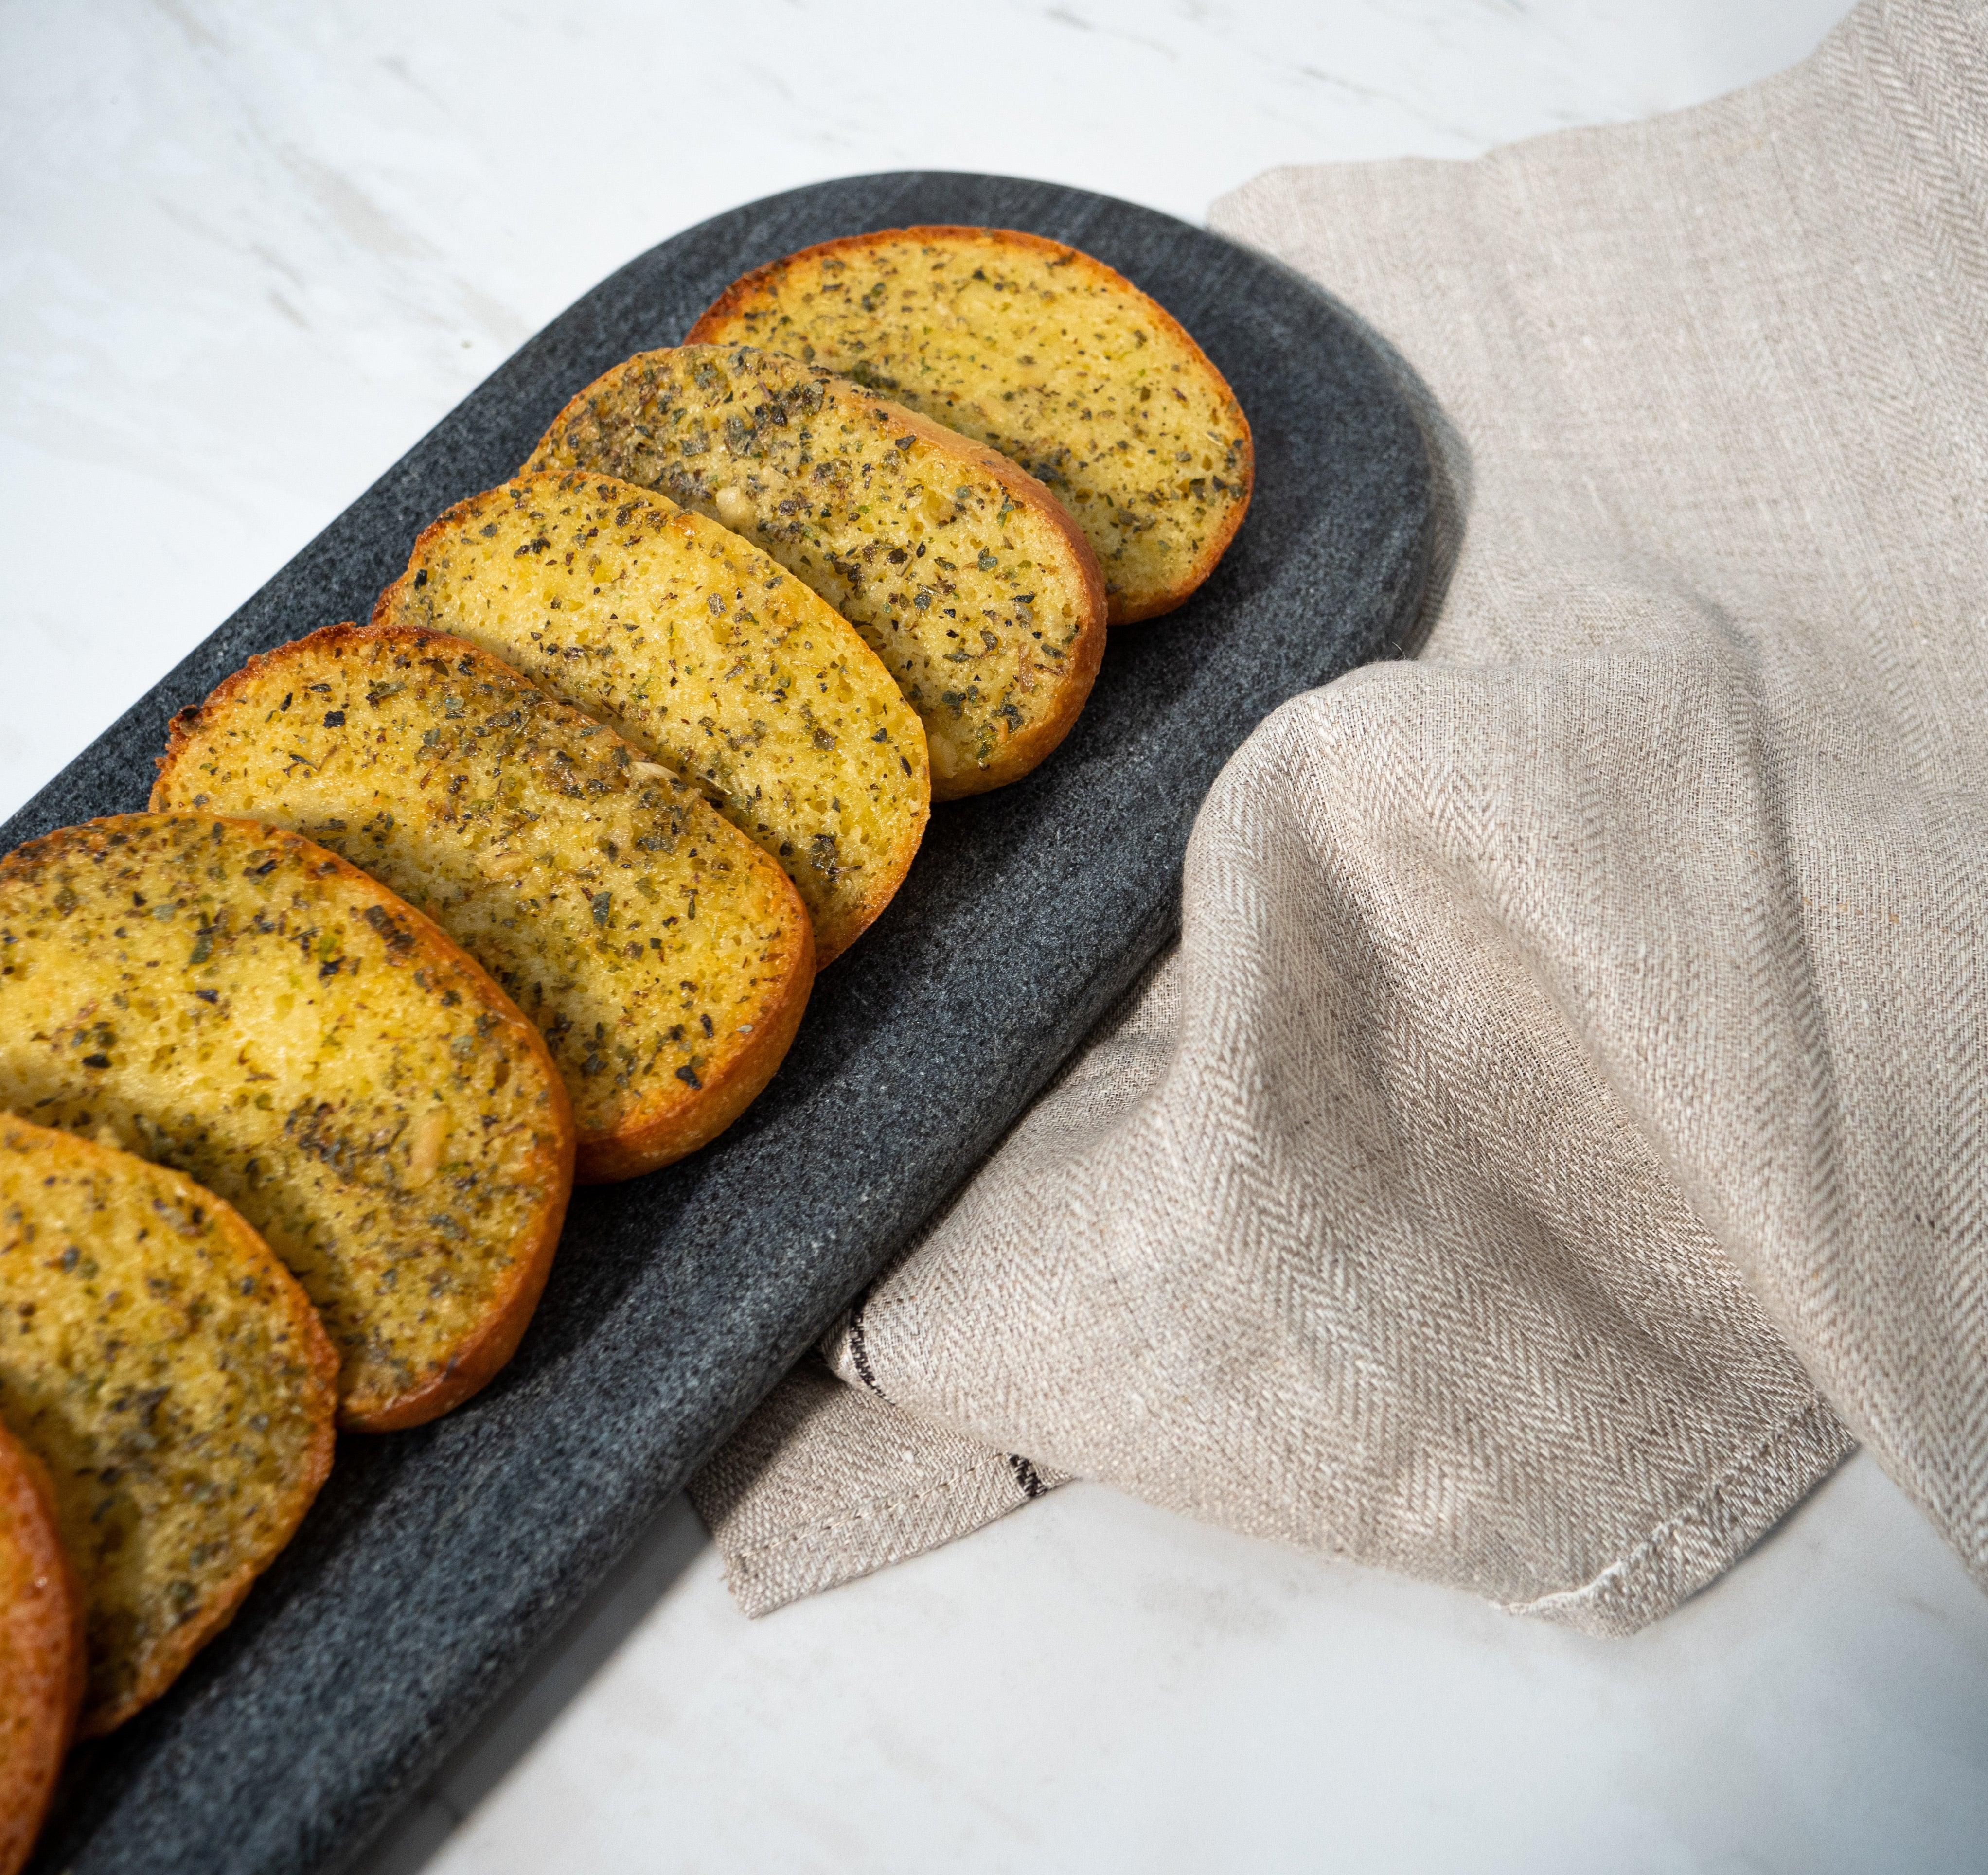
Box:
(372, 1461, 1988, 1875)
(12, 3, 1981, 1872)
(1, 0, 1852, 827)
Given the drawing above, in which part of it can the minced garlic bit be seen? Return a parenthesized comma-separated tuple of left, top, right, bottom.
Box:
(407, 1106, 449, 1187)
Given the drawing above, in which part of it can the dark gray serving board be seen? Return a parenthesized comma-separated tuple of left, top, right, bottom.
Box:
(19, 172, 1426, 1875)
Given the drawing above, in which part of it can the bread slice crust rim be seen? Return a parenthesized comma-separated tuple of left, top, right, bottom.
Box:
(567, 909, 811, 1184)
(153, 623, 816, 1184)
(0, 1420, 82, 1874)
(686, 224, 1255, 625)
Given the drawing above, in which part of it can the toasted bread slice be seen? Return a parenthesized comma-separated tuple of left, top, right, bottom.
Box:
(0, 815, 574, 1431)
(687, 228, 1253, 624)
(0, 1118, 335, 1737)
(154, 625, 815, 1184)
(523, 347, 1106, 797)
(373, 474, 926, 960)
(0, 1419, 80, 1875)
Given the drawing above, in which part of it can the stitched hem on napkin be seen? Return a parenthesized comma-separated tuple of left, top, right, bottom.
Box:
(688, 1355, 1068, 1619)
(1507, 1395, 1855, 1637)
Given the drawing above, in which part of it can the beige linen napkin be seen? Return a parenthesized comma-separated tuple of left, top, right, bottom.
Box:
(692, 0, 1987, 1632)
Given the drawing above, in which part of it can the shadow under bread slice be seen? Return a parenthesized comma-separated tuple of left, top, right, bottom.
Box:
(523, 347, 1106, 798)
(0, 1118, 335, 1740)
(0, 1417, 79, 1875)
(0, 814, 573, 1431)
(155, 625, 815, 1185)
(373, 473, 925, 963)
(687, 229, 1253, 625)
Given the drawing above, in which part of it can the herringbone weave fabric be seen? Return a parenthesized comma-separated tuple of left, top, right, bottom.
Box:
(690, 0, 1987, 1632)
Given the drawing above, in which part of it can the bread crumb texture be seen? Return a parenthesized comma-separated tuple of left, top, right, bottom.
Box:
(156, 625, 813, 1179)
(689, 229, 1253, 623)
(525, 350, 1103, 796)
(0, 1119, 334, 1736)
(0, 1418, 76, 1872)
(376, 474, 926, 955)
(0, 815, 571, 1426)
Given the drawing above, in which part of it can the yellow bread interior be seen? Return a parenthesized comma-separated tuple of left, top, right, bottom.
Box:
(154, 625, 813, 1182)
(525, 348, 1105, 796)
(0, 1117, 335, 1735)
(688, 228, 1253, 623)
(0, 815, 573, 1428)
(374, 473, 926, 958)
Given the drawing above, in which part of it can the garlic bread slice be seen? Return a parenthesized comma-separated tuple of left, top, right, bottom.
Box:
(0, 1417, 79, 1873)
(524, 347, 1106, 797)
(0, 814, 573, 1431)
(373, 473, 925, 962)
(688, 228, 1253, 623)
(0, 1117, 334, 1736)
(155, 625, 814, 1184)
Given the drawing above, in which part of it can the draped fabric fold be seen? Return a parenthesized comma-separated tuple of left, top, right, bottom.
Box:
(691, 0, 1988, 1629)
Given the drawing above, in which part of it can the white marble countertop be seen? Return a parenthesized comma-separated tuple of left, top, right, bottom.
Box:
(10, 3, 1987, 1871)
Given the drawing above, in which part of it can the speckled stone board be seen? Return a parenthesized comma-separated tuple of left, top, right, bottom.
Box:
(17, 174, 1427, 1875)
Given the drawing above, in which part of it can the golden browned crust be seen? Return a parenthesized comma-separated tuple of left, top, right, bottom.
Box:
(0, 1422, 80, 1875)
(371, 478, 928, 960)
(341, 1162, 558, 1433)
(0, 815, 575, 1432)
(687, 225, 1254, 625)
(154, 622, 816, 1184)
(521, 354, 1104, 800)
(821, 749, 921, 950)
(574, 916, 813, 1182)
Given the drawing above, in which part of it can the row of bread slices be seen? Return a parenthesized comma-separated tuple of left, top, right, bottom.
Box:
(0, 226, 1252, 1872)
